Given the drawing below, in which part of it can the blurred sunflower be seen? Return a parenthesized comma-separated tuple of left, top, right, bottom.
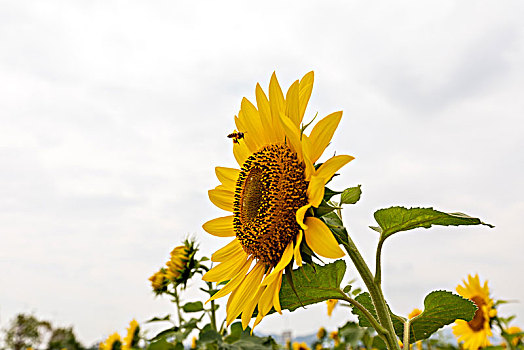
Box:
(99, 333, 122, 350)
(203, 72, 353, 329)
(452, 274, 496, 350)
(507, 326, 522, 346)
(292, 342, 311, 350)
(149, 269, 168, 294)
(122, 320, 139, 350)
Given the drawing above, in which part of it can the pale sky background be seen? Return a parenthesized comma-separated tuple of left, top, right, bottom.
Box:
(1, 0, 523, 346)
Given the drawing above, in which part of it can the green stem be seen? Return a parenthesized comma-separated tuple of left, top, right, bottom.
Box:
(342, 234, 400, 350)
(338, 291, 388, 337)
(495, 318, 516, 350)
(375, 238, 385, 285)
(403, 320, 410, 350)
(207, 282, 218, 331)
(173, 287, 184, 326)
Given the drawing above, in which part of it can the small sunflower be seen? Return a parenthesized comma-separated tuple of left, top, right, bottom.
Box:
(329, 331, 340, 346)
(452, 274, 495, 350)
(326, 299, 338, 317)
(317, 327, 327, 339)
(202, 72, 353, 329)
(292, 342, 311, 350)
(149, 269, 168, 294)
(122, 319, 139, 350)
(507, 326, 522, 346)
(99, 333, 122, 350)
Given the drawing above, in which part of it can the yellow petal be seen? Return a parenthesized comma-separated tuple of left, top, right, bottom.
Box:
(240, 97, 266, 148)
(233, 137, 251, 167)
(261, 241, 293, 286)
(269, 72, 286, 141)
(203, 252, 249, 282)
(315, 155, 355, 180)
(258, 273, 281, 316)
(308, 111, 343, 163)
(295, 203, 311, 230)
(279, 113, 303, 161)
(272, 270, 284, 314)
(255, 83, 278, 144)
(241, 284, 265, 329)
(208, 258, 253, 302)
(294, 230, 303, 267)
(306, 175, 326, 208)
(202, 216, 235, 237)
(226, 263, 266, 325)
(298, 71, 314, 124)
(285, 80, 300, 127)
(208, 188, 234, 212)
(236, 111, 258, 153)
(304, 217, 344, 259)
(211, 238, 243, 262)
(301, 135, 315, 181)
(215, 167, 240, 191)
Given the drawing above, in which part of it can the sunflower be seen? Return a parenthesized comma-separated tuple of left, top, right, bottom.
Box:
(507, 326, 522, 346)
(326, 299, 338, 317)
(292, 342, 311, 350)
(122, 319, 139, 350)
(99, 333, 122, 350)
(202, 72, 353, 330)
(166, 245, 189, 280)
(452, 274, 495, 350)
(149, 269, 168, 294)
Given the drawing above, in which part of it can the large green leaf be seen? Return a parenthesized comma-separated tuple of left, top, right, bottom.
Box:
(279, 260, 346, 311)
(352, 291, 477, 344)
(373, 207, 493, 239)
(408, 291, 476, 343)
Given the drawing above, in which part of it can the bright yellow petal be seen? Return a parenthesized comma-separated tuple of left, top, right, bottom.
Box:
(279, 113, 303, 161)
(241, 284, 265, 329)
(203, 252, 249, 282)
(255, 83, 278, 143)
(208, 188, 234, 212)
(269, 72, 286, 141)
(202, 216, 235, 237)
(294, 230, 303, 267)
(301, 135, 315, 181)
(240, 97, 266, 148)
(262, 241, 293, 286)
(215, 167, 240, 191)
(296, 203, 311, 230)
(233, 137, 251, 167)
(308, 111, 343, 163)
(272, 270, 284, 314)
(306, 175, 326, 208)
(304, 217, 344, 259)
(259, 273, 281, 316)
(211, 238, 243, 262)
(315, 155, 355, 181)
(208, 258, 253, 302)
(226, 262, 266, 325)
(236, 111, 258, 153)
(298, 71, 314, 124)
(285, 80, 300, 127)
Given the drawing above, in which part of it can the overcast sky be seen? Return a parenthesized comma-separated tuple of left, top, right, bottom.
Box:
(1, 0, 523, 346)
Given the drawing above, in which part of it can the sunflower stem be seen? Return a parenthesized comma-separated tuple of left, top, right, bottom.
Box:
(338, 291, 388, 337)
(403, 319, 410, 350)
(342, 234, 401, 350)
(173, 287, 184, 326)
(207, 281, 218, 331)
(375, 238, 385, 286)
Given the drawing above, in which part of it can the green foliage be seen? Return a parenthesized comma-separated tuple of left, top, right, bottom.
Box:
(340, 185, 362, 205)
(351, 291, 477, 344)
(3, 314, 52, 350)
(195, 323, 278, 350)
(183, 301, 204, 313)
(279, 260, 346, 312)
(47, 327, 84, 350)
(373, 206, 494, 240)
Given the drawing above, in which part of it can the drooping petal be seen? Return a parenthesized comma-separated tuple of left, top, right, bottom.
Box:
(203, 252, 250, 282)
(294, 230, 304, 267)
(285, 80, 300, 127)
(306, 175, 326, 208)
(298, 71, 314, 124)
(241, 284, 265, 329)
(304, 217, 344, 259)
(261, 241, 293, 286)
(253, 275, 282, 329)
(202, 216, 235, 237)
(207, 258, 253, 302)
(315, 155, 355, 181)
(215, 167, 240, 191)
(308, 111, 343, 163)
(211, 238, 243, 262)
(272, 270, 284, 314)
(208, 188, 234, 212)
(295, 203, 311, 230)
(226, 262, 266, 325)
(279, 113, 303, 161)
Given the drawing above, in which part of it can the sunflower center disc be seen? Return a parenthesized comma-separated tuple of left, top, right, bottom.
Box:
(468, 296, 487, 331)
(233, 144, 309, 266)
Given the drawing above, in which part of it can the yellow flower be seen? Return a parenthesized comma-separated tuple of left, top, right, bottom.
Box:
(507, 326, 522, 346)
(329, 331, 340, 346)
(166, 245, 189, 280)
(452, 274, 495, 350)
(191, 336, 197, 349)
(292, 342, 311, 350)
(149, 269, 167, 293)
(317, 327, 327, 339)
(327, 299, 338, 317)
(100, 333, 122, 350)
(122, 319, 139, 350)
(202, 72, 353, 330)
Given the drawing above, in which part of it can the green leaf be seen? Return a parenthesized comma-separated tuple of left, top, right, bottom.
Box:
(374, 207, 494, 240)
(147, 337, 178, 350)
(343, 285, 352, 293)
(321, 212, 350, 248)
(324, 187, 342, 201)
(352, 291, 477, 344)
(408, 291, 476, 343)
(279, 260, 346, 311)
(315, 200, 337, 217)
(198, 329, 222, 343)
(145, 315, 171, 323)
(340, 185, 362, 205)
(182, 301, 204, 313)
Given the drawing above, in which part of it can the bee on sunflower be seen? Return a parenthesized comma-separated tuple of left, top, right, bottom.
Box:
(202, 71, 353, 330)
